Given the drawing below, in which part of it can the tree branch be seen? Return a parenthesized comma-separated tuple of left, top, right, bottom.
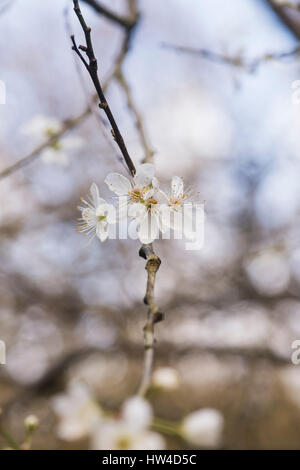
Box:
(72, 0, 136, 176)
(137, 244, 163, 396)
(0, 0, 138, 181)
(71, 1, 163, 396)
(115, 67, 154, 163)
(264, 0, 300, 41)
(0, 108, 91, 180)
(162, 42, 300, 72)
(82, 0, 136, 29)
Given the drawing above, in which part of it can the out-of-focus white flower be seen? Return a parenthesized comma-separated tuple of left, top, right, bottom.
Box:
(245, 249, 290, 296)
(92, 395, 165, 450)
(52, 382, 101, 441)
(78, 183, 116, 242)
(22, 115, 63, 138)
(24, 414, 39, 431)
(181, 408, 224, 448)
(152, 367, 180, 390)
(92, 419, 165, 450)
(121, 395, 153, 430)
(21, 115, 83, 166)
(105, 163, 168, 243)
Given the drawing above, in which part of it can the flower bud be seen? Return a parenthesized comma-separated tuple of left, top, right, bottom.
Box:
(181, 408, 224, 448)
(24, 415, 39, 432)
(152, 367, 180, 390)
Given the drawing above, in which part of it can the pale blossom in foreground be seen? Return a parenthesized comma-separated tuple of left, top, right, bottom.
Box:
(181, 408, 224, 448)
(21, 114, 83, 166)
(52, 382, 101, 441)
(152, 367, 180, 390)
(78, 183, 116, 242)
(92, 395, 165, 450)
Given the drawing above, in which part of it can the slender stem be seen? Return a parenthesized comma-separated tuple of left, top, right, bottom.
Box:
(72, 0, 136, 176)
(152, 417, 182, 437)
(137, 244, 163, 396)
(82, 0, 136, 29)
(0, 424, 19, 450)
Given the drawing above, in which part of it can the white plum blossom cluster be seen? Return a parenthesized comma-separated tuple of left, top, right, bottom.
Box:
(52, 382, 165, 450)
(52, 382, 224, 449)
(78, 163, 200, 244)
(21, 115, 83, 166)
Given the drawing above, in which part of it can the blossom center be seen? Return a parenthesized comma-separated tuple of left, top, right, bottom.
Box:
(129, 188, 144, 203)
(146, 198, 158, 210)
(170, 197, 181, 205)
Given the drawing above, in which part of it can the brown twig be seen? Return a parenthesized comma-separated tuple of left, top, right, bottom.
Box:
(82, 0, 136, 29)
(72, 0, 136, 176)
(115, 67, 154, 163)
(137, 244, 163, 396)
(0, 108, 91, 180)
(265, 0, 300, 41)
(162, 42, 300, 73)
(71, 1, 163, 396)
(0, 1, 138, 181)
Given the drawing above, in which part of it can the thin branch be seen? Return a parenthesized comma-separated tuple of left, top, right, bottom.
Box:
(265, 0, 300, 41)
(72, 0, 136, 176)
(137, 244, 163, 396)
(82, 0, 136, 29)
(162, 42, 300, 72)
(273, 1, 300, 10)
(71, 1, 162, 398)
(0, 0, 137, 181)
(64, 4, 119, 159)
(0, 108, 90, 180)
(115, 67, 155, 163)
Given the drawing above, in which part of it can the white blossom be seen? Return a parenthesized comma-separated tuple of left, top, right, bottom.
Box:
(105, 164, 168, 243)
(152, 367, 180, 390)
(181, 408, 224, 448)
(160, 176, 197, 239)
(78, 183, 116, 242)
(52, 382, 101, 441)
(21, 115, 83, 166)
(92, 419, 165, 450)
(121, 395, 153, 430)
(24, 414, 39, 431)
(92, 395, 165, 450)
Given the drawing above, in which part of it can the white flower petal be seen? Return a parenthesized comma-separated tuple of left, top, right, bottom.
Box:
(105, 173, 132, 196)
(182, 408, 224, 448)
(138, 212, 159, 244)
(152, 367, 180, 390)
(90, 183, 100, 206)
(96, 222, 108, 242)
(122, 396, 153, 430)
(128, 202, 146, 220)
(152, 176, 160, 191)
(160, 205, 172, 229)
(134, 163, 155, 187)
(156, 190, 169, 205)
(171, 176, 184, 198)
